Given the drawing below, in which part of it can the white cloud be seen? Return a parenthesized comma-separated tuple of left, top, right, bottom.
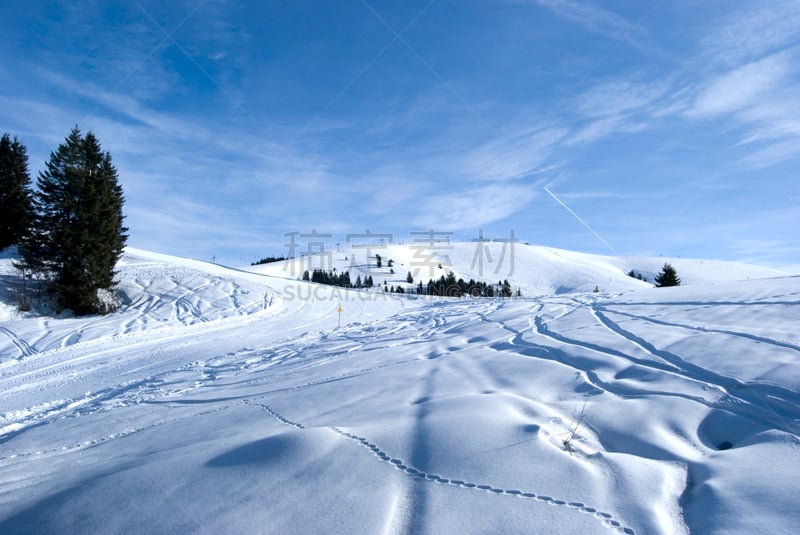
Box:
(461, 126, 568, 181)
(36, 68, 217, 141)
(700, 1, 800, 66)
(740, 140, 800, 169)
(561, 77, 675, 144)
(736, 89, 800, 145)
(530, 0, 645, 43)
(412, 183, 538, 230)
(689, 50, 796, 117)
(683, 43, 800, 167)
(576, 78, 671, 119)
(567, 116, 647, 145)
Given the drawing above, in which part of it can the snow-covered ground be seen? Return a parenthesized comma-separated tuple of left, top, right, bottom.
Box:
(0, 245, 798, 534)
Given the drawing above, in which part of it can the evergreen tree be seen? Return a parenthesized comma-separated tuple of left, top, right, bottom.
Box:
(501, 279, 512, 297)
(654, 263, 681, 287)
(445, 272, 459, 296)
(406, 271, 414, 284)
(24, 127, 127, 314)
(0, 134, 34, 250)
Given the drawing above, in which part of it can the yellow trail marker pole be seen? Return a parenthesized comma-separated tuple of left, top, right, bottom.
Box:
(337, 305, 342, 328)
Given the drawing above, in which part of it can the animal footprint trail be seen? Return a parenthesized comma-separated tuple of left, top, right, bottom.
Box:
(248, 401, 636, 534)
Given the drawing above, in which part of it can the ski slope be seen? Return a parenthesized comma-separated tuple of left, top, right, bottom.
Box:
(0, 246, 798, 534)
(253, 242, 786, 296)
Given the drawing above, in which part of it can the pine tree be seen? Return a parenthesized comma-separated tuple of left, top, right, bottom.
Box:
(0, 134, 34, 250)
(654, 263, 681, 287)
(406, 271, 413, 284)
(501, 279, 512, 297)
(25, 127, 128, 314)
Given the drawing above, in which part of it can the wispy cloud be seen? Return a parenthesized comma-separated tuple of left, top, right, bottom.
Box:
(688, 50, 796, 118)
(412, 183, 539, 230)
(556, 190, 632, 201)
(461, 126, 568, 182)
(699, 0, 800, 66)
(529, 0, 646, 44)
(740, 139, 800, 169)
(575, 78, 671, 119)
(562, 76, 673, 144)
(708, 205, 800, 270)
(567, 116, 647, 145)
(686, 47, 800, 167)
(2, 0, 797, 268)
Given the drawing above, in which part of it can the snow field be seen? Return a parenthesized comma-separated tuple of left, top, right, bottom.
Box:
(0, 246, 798, 534)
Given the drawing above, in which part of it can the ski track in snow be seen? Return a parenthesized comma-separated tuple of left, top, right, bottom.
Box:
(589, 308, 800, 432)
(518, 301, 800, 437)
(1, 297, 637, 533)
(0, 326, 36, 359)
(0, 307, 431, 453)
(598, 305, 800, 354)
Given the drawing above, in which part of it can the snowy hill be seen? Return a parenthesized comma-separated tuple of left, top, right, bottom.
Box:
(250, 241, 788, 295)
(0, 246, 798, 534)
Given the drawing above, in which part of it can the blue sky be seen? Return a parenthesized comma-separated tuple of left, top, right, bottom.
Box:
(1, 1, 798, 270)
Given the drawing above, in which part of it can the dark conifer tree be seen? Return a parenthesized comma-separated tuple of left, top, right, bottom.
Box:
(0, 134, 34, 250)
(25, 127, 128, 314)
(654, 263, 681, 287)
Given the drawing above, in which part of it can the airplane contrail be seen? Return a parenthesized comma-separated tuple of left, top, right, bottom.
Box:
(543, 186, 618, 255)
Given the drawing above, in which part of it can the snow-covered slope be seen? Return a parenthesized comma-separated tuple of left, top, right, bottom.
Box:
(0, 247, 798, 534)
(250, 242, 788, 296)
